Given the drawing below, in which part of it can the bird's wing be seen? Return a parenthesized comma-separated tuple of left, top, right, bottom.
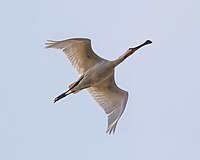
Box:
(88, 73, 128, 134)
(45, 38, 104, 75)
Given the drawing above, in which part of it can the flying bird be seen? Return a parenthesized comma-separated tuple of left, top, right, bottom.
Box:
(45, 38, 152, 134)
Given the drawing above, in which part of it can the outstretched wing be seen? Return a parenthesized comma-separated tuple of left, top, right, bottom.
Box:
(88, 73, 128, 134)
(45, 38, 104, 75)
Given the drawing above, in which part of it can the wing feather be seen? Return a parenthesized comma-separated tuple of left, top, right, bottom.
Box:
(45, 38, 104, 75)
(88, 74, 128, 134)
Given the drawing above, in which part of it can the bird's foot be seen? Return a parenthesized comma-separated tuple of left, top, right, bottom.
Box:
(54, 93, 66, 103)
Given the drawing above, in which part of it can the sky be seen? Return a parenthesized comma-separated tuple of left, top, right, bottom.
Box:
(0, 0, 200, 160)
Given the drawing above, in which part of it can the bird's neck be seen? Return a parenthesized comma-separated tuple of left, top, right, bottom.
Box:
(112, 50, 130, 67)
(112, 40, 152, 68)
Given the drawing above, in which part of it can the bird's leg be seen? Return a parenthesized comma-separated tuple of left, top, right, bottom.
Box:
(54, 75, 84, 103)
(54, 90, 74, 103)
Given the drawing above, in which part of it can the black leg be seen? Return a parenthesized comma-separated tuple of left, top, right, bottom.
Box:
(54, 90, 75, 103)
(54, 75, 84, 103)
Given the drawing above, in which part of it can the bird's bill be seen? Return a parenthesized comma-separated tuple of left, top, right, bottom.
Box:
(129, 40, 152, 51)
(125, 40, 152, 58)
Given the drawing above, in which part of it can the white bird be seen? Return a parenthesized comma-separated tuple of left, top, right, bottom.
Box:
(45, 38, 152, 134)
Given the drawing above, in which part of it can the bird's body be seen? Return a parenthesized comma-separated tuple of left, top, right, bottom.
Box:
(72, 60, 112, 92)
(45, 38, 152, 134)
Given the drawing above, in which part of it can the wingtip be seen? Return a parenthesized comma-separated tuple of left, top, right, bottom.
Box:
(105, 120, 118, 134)
(45, 40, 58, 48)
(105, 127, 115, 135)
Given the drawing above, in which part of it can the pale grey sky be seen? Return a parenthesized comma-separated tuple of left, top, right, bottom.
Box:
(0, 0, 200, 160)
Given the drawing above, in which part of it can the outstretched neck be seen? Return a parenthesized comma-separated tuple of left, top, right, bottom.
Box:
(112, 40, 152, 67)
(112, 51, 129, 67)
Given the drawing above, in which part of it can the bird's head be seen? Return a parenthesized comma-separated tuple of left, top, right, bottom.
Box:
(124, 40, 152, 59)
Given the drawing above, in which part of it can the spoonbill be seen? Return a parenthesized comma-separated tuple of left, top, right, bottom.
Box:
(45, 38, 152, 134)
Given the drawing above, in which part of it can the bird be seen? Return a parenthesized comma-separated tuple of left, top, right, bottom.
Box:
(45, 38, 152, 134)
